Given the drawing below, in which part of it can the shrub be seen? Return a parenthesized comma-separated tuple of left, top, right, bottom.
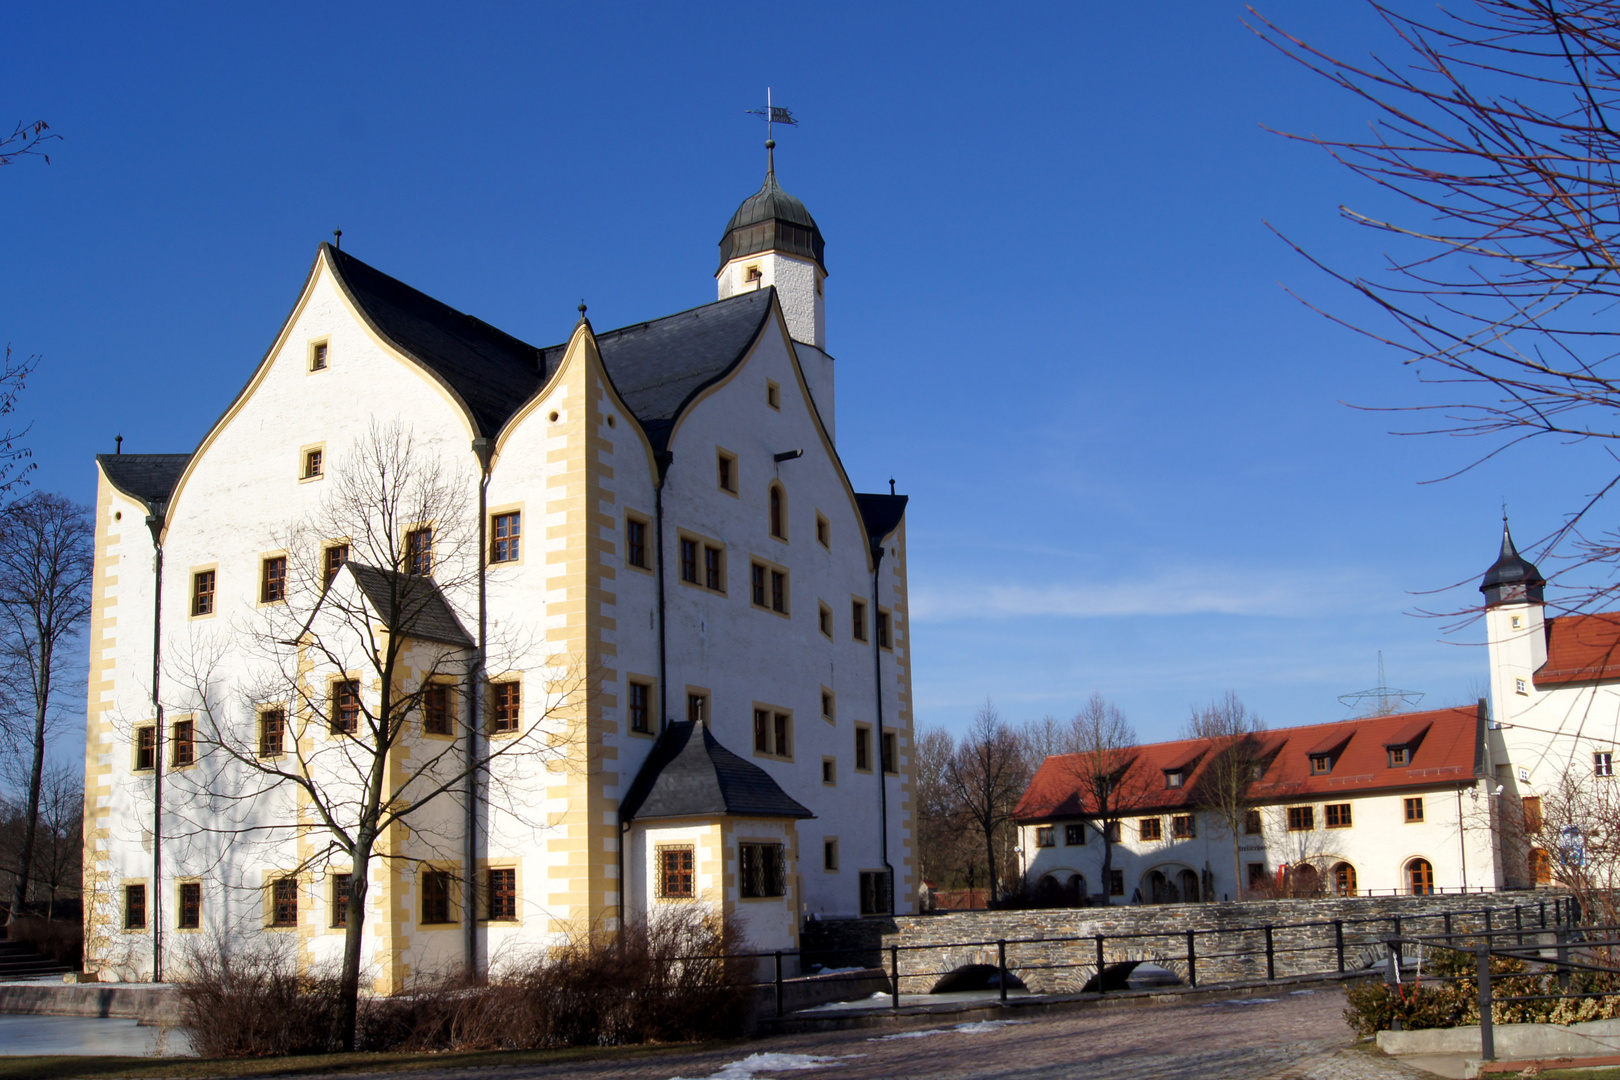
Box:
(4, 915, 83, 969)
(180, 907, 752, 1057)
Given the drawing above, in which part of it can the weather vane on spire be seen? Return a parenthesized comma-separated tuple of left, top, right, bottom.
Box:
(746, 87, 797, 172)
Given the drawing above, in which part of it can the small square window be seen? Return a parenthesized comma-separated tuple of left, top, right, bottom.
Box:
(303, 448, 323, 480)
(1164, 770, 1184, 789)
(1511, 614, 1524, 629)
(1138, 816, 1162, 841)
(1035, 825, 1054, 848)
(1171, 814, 1195, 839)
(628, 681, 652, 734)
(191, 570, 215, 617)
(823, 839, 838, 871)
(1596, 752, 1614, 778)
(310, 341, 328, 371)
(491, 682, 520, 734)
(822, 757, 836, 785)
(491, 511, 521, 563)
(261, 556, 286, 603)
(258, 709, 286, 757)
(740, 843, 786, 898)
(1063, 823, 1086, 846)
(1404, 797, 1425, 823)
(1516, 678, 1529, 695)
(1287, 806, 1314, 831)
(1388, 746, 1410, 768)
(488, 868, 517, 921)
(1309, 754, 1332, 775)
(422, 684, 452, 736)
(658, 846, 694, 898)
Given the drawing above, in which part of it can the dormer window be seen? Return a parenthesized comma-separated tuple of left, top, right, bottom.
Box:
(1249, 764, 1263, 781)
(1164, 770, 1184, 789)
(1309, 754, 1332, 775)
(1388, 746, 1410, 768)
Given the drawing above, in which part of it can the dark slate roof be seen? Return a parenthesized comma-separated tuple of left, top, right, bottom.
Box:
(1481, 521, 1545, 591)
(539, 289, 776, 451)
(324, 245, 547, 438)
(343, 563, 473, 647)
(718, 165, 826, 273)
(97, 454, 192, 512)
(620, 720, 814, 823)
(855, 493, 908, 551)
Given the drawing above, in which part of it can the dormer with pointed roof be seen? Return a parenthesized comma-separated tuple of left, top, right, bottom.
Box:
(1480, 519, 1545, 608)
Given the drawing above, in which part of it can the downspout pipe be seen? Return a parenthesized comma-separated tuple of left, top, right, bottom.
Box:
(466, 437, 493, 977)
(145, 510, 165, 982)
(869, 540, 894, 915)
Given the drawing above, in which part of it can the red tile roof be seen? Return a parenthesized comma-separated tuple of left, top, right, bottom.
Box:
(1538, 613, 1620, 686)
(1013, 705, 1483, 823)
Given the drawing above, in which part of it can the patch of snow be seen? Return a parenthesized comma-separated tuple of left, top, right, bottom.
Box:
(953, 1020, 1030, 1034)
(1202, 997, 1277, 1007)
(868, 1028, 948, 1041)
(1290, 989, 1317, 996)
(807, 966, 869, 976)
(669, 1052, 860, 1080)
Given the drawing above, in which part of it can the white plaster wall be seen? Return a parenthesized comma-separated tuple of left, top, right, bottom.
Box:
(718, 253, 825, 350)
(1021, 782, 1502, 902)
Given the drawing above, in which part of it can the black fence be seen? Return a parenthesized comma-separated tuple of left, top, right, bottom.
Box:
(723, 895, 1578, 1019)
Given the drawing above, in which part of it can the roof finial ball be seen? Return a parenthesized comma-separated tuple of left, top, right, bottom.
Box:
(1480, 515, 1545, 608)
(333, 228, 342, 251)
(577, 300, 588, 326)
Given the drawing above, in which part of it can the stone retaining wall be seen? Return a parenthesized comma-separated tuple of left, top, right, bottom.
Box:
(872, 892, 1566, 994)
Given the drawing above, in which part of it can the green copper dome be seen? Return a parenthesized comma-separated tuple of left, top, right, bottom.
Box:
(718, 164, 826, 274)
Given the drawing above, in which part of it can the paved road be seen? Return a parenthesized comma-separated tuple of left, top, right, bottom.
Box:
(291, 987, 1436, 1080)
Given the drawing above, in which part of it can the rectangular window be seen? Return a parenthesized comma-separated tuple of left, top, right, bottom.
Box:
(1286, 806, 1314, 831)
(135, 726, 155, 771)
(1247, 863, 1268, 890)
(626, 517, 648, 569)
(1165, 770, 1184, 789)
(751, 563, 767, 606)
(1105, 820, 1121, 843)
(1523, 795, 1543, 833)
(822, 757, 836, 785)
(491, 682, 520, 734)
(258, 709, 285, 757)
(859, 870, 890, 914)
(658, 847, 695, 898)
(753, 708, 791, 758)
(172, 719, 194, 767)
(1597, 752, 1615, 778)
(324, 543, 348, 588)
(311, 341, 328, 370)
(819, 604, 833, 638)
(771, 569, 786, 612)
(491, 512, 521, 563)
(767, 381, 781, 409)
(1064, 823, 1086, 846)
(704, 545, 723, 591)
(816, 514, 830, 548)
(303, 448, 323, 479)
(1034, 825, 1054, 848)
(687, 693, 707, 724)
(488, 868, 517, 921)
(877, 610, 891, 649)
(271, 877, 298, 927)
(680, 538, 698, 583)
(821, 691, 834, 721)
(332, 680, 361, 734)
(1325, 803, 1352, 828)
(1388, 746, 1410, 768)
(178, 882, 202, 929)
(881, 730, 897, 774)
(422, 684, 452, 736)
(628, 681, 651, 734)
(717, 452, 735, 492)
(1138, 816, 1162, 841)
(774, 712, 791, 758)
(332, 874, 351, 928)
(754, 708, 769, 753)
(852, 600, 867, 641)
(191, 570, 215, 617)
(406, 527, 434, 576)
(1107, 869, 1124, 897)
(261, 556, 286, 603)
(124, 884, 146, 930)
(421, 870, 454, 924)
(1244, 809, 1262, 835)
(1171, 814, 1195, 839)
(855, 725, 872, 771)
(1515, 677, 1529, 694)
(824, 839, 839, 871)
(1310, 754, 1332, 775)
(1404, 797, 1425, 823)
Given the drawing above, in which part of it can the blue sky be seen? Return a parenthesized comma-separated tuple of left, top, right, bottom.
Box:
(2, 2, 1600, 750)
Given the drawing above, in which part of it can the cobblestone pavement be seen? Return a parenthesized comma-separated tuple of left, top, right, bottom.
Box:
(288, 987, 1439, 1080)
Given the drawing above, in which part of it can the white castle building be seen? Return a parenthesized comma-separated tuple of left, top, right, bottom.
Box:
(82, 150, 915, 987)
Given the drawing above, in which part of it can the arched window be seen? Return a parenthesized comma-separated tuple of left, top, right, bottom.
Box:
(1332, 862, 1357, 897)
(1406, 857, 1434, 895)
(769, 485, 785, 539)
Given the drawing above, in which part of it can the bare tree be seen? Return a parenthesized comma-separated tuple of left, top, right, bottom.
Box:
(1063, 692, 1150, 905)
(165, 424, 582, 1051)
(0, 121, 56, 169)
(1185, 692, 1267, 895)
(29, 764, 81, 919)
(1256, 0, 1620, 600)
(0, 493, 92, 922)
(943, 702, 1031, 904)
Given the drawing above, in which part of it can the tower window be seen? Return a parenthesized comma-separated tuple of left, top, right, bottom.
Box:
(745, 264, 762, 283)
(303, 448, 323, 480)
(309, 341, 328, 371)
